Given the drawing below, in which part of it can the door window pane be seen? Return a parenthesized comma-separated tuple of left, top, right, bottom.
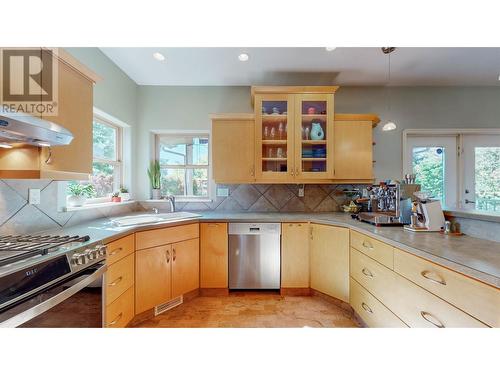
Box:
(474, 147, 500, 211)
(412, 146, 446, 204)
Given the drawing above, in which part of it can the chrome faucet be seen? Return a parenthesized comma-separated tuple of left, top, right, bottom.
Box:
(152, 207, 159, 214)
(166, 195, 176, 212)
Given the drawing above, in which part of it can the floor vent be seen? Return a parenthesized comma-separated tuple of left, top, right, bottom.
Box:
(154, 296, 183, 316)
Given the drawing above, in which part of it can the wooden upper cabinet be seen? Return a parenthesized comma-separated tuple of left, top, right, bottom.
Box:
(310, 224, 350, 302)
(334, 118, 376, 181)
(294, 93, 334, 180)
(0, 48, 99, 180)
(39, 49, 94, 179)
(211, 114, 255, 183)
(255, 93, 295, 182)
(200, 222, 228, 288)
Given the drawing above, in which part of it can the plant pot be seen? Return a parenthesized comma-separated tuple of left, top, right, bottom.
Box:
(112, 196, 122, 203)
(67, 195, 86, 207)
(119, 193, 130, 201)
(151, 189, 161, 200)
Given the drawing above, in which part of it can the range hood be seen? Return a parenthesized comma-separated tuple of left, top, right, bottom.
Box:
(0, 110, 73, 147)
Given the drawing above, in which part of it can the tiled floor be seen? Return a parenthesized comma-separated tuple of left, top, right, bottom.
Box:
(133, 292, 359, 328)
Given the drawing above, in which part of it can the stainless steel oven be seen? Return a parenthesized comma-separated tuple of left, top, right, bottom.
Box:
(0, 261, 106, 328)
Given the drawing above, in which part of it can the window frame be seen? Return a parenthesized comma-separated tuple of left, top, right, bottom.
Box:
(403, 128, 500, 212)
(155, 132, 211, 201)
(88, 115, 123, 202)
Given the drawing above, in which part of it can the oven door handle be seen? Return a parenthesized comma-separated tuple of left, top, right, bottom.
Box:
(0, 264, 107, 328)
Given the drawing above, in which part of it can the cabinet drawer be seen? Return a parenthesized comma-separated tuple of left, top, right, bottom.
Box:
(136, 223, 199, 250)
(394, 250, 500, 327)
(350, 231, 394, 269)
(106, 234, 134, 266)
(106, 253, 134, 305)
(105, 286, 134, 328)
(350, 277, 407, 328)
(351, 248, 486, 327)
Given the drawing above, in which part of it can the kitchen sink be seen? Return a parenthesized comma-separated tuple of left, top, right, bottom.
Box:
(111, 212, 201, 226)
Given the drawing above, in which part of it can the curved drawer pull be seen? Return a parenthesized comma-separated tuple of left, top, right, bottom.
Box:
(361, 302, 373, 314)
(420, 311, 445, 328)
(166, 250, 170, 263)
(208, 223, 219, 227)
(110, 247, 123, 256)
(173, 248, 177, 262)
(361, 268, 374, 278)
(362, 240, 374, 250)
(420, 270, 446, 286)
(109, 313, 123, 326)
(108, 276, 123, 287)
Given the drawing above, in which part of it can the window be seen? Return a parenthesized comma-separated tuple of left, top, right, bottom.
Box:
(156, 134, 209, 198)
(91, 117, 122, 198)
(404, 131, 500, 212)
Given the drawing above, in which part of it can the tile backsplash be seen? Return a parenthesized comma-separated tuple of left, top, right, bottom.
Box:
(0, 179, 138, 236)
(139, 184, 366, 213)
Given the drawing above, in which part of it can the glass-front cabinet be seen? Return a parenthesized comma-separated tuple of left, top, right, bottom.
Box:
(254, 91, 334, 181)
(255, 94, 294, 181)
(294, 94, 334, 179)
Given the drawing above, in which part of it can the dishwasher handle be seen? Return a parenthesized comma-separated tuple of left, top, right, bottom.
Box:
(228, 223, 281, 235)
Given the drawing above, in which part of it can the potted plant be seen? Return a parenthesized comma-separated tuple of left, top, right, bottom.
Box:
(67, 183, 95, 207)
(111, 191, 122, 203)
(119, 186, 130, 201)
(147, 160, 162, 200)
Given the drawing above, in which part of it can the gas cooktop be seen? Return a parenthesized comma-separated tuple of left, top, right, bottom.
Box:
(0, 234, 90, 267)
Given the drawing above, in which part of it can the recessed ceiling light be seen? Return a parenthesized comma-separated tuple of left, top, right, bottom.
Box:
(0, 143, 13, 149)
(152, 52, 165, 61)
(325, 47, 336, 52)
(238, 53, 249, 62)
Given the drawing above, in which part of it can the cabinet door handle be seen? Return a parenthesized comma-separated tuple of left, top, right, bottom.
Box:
(110, 247, 123, 256)
(361, 302, 373, 314)
(362, 240, 373, 250)
(420, 271, 446, 286)
(290, 169, 295, 176)
(295, 167, 300, 176)
(173, 248, 176, 261)
(361, 268, 374, 278)
(108, 276, 123, 286)
(109, 313, 123, 326)
(166, 250, 170, 263)
(420, 311, 445, 328)
(310, 227, 313, 240)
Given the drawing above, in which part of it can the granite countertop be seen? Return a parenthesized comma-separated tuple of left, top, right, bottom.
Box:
(41, 211, 500, 288)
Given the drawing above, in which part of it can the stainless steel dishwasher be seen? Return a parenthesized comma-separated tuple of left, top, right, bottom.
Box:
(228, 223, 281, 290)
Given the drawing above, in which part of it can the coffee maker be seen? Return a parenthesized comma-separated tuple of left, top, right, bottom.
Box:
(404, 192, 445, 232)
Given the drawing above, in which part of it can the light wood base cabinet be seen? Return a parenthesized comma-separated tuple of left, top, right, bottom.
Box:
(106, 287, 135, 328)
(135, 245, 172, 314)
(172, 238, 200, 298)
(350, 278, 407, 328)
(281, 223, 310, 288)
(200, 223, 228, 288)
(310, 224, 349, 302)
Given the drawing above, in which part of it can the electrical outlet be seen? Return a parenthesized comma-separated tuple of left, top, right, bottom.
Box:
(29, 189, 41, 205)
(298, 184, 305, 197)
(217, 187, 229, 197)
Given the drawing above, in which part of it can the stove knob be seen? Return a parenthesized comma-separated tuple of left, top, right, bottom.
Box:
(98, 245, 107, 256)
(71, 254, 80, 265)
(86, 249, 97, 260)
(79, 254, 89, 265)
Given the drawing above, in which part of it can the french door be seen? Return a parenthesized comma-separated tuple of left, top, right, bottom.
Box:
(405, 136, 458, 208)
(462, 135, 500, 211)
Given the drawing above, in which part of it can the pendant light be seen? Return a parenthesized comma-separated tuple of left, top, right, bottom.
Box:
(381, 47, 397, 131)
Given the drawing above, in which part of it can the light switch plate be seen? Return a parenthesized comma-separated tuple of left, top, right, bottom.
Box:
(217, 187, 229, 197)
(29, 189, 41, 205)
(298, 184, 305, 197)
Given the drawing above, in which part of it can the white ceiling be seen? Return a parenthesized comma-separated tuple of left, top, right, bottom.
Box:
(99, 47, 500, 86)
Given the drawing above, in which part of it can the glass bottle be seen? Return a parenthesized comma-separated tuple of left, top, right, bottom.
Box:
(263, 126, 269, 140)
(270, 127, 276, 140)
(278, 122, 284, 140)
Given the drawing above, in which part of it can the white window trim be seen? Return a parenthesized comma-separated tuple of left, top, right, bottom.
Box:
(154, 131, 212, 202)
(402, 128, 500, 212)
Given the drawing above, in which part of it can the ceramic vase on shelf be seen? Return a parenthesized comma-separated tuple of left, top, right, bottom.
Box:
(310, 121, 325, 140)
(152, 189, 161, 200)
(67, 195, 86, 207)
